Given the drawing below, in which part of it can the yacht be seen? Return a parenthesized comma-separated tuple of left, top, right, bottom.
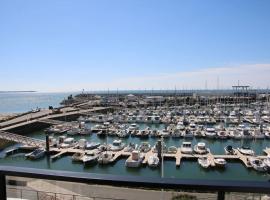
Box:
(85, 142, 101, 150)
(204, 128, 216, 138)
(72, 152, 84, 162)
(167, 146, 178, 154)
(59, 138, 76, 148)
(214, 158, 227, 168)
(217, 130, 229, 139)
(180, 142, 193, 154)
(116, 130, 129, 138)
(25, 148, 46, 160)
(98, 152, 113, 164)
(237, 146, 255, 156)
(147, 154, 160, 168)
(82, 152, 99, 165)
(123, 142, 137, 152)
(194, 142, 209, 154)
(139, 142, 151, 153)
(248, 157, 267, 172)
(182, 129, 193, 138)
(224, 145, 236, 155)
(125, 150, 144, 168)
(109, 140, 125, 151)
(198, 157, 211, 168)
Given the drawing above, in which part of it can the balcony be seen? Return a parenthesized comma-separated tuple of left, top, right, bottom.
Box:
(0, 166, 270, 200)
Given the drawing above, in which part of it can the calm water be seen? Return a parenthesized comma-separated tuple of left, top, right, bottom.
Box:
(0, 92, 74, 113)
(0, 123, 269, 181)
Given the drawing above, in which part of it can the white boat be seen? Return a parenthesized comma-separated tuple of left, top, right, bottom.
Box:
(82, 152, 99, 165)
(72, 152, 84, 162)
(205, 128, 216, 138)
(128, 123, 138, 131)
(125, 150, 144, 168)
(214, 158, 227, 167)
(217, 131, 228, 139)
(139, 142, 151, 153)
(59, 138, 76, 148)
(237, 146, 255, 156)
(249, 157, 267, 172)
(109, 140, 125, 151)
(182, 129, 193, 138)
(67, 127, 80, 136)
(159, 129, 170, 138)
(123, 142, 137, 152)
(85, 142, 101, 150)
(98, 152, 113, 164)
(25, 148, 46, 160)
(167, 146, 177, 154)
(263, 156, 270, 170)
(147, 154, 159, 168)
(152, 115, 161, 124)
(116, 130, 129, 138)
(224, 145, 236, 155)
(198, 157, 211, 168)
(180, 142, 193, 154)
(194, 142, 209, 154)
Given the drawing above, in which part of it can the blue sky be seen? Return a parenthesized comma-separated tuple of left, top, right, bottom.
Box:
(0, 0, 270, 91)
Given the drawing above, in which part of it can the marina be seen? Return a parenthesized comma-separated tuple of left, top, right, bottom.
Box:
(0, 90, 270, 181)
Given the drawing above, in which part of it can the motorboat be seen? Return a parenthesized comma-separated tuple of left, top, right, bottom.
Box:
(116, 130, 129, 138)
(263, 156, 270, 170)
(198, 157, 211, 168)
(194, 142, 209, 154)
(204, 128, 216, 138)
(139, 142, 151, 153)
(82, 152, 99, 165)
(217, 130, 228, 139)
(153, 141, 167, 153)
(85, 142, 101, 150)
(167, 146, 178, 154)
(25, 148, 46, 160)
(248, 157, 267, 172)
(67, 127, 80, 136)
(98, 152, 113, 164)
(214, 158, 227, 167)
(159, 129, 170, 138)
(180, 142, 193, 154)
(59, 138, 76, 148)
(125, 150, 144, 168)
(147, 154, 160, 168)
(237, 146, 255, 156)
(224, 145, 236, 155)
(182, 129, 193, 138)
(109, 140, 125, 151)
(123, 142, 138, 152)
(72, 152, 84, 162)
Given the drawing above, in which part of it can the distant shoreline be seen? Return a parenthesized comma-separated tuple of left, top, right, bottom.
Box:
(0, 91, 36, 93)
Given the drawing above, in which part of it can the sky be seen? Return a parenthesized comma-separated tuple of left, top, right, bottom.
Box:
(0, 0, 270, 92)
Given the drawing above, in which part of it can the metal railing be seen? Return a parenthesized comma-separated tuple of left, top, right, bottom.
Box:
(0, 166, 270, 200)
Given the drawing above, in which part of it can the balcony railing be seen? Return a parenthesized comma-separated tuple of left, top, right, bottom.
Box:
(0, 166, 270, 200)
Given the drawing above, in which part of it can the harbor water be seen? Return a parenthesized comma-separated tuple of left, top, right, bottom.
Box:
(0, 122, 269, 181)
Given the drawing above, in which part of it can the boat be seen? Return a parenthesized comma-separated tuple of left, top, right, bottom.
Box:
(98, 152, 113, 164)
(82, 152, 99, 165)
(237, 146, 255, 156)
(123, 142, 137, 152)
(153, 141, 167, 153)
(147, 154, 159, 167)
(198, 157, 211, 168)
(59, 138, 76, 148)
(214, 158, 227, 167)
(224, 145, 236, 155)
(116, 129, 129, 138)
(128, 123, 139, 131)
(204, 128, 216, 138)
(180, 142, 193, 154)
(109, 140, 125, 151)
(167, 146, 177, 154)
(248, 157, 267, 172)
(85, 142, 101, 150)
(67, 127, 80, 136)
(263, 156, 270, 170)
(139, 142, 151, 153)
(182, 129, 193, 138)
(217, 131, 228, 139)
(159, 129, 170, 138)
(25, 148, 46, 160)
(72, 152, 84, 162)
(193, 142, 209, 154)
(125, 150, 144, 168)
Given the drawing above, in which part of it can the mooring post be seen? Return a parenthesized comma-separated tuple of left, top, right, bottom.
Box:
(45, 134, 50, 153)
(157, 139, 162, 160)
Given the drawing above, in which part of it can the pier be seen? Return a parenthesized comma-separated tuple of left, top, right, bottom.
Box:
(46, 146, 269, 168)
